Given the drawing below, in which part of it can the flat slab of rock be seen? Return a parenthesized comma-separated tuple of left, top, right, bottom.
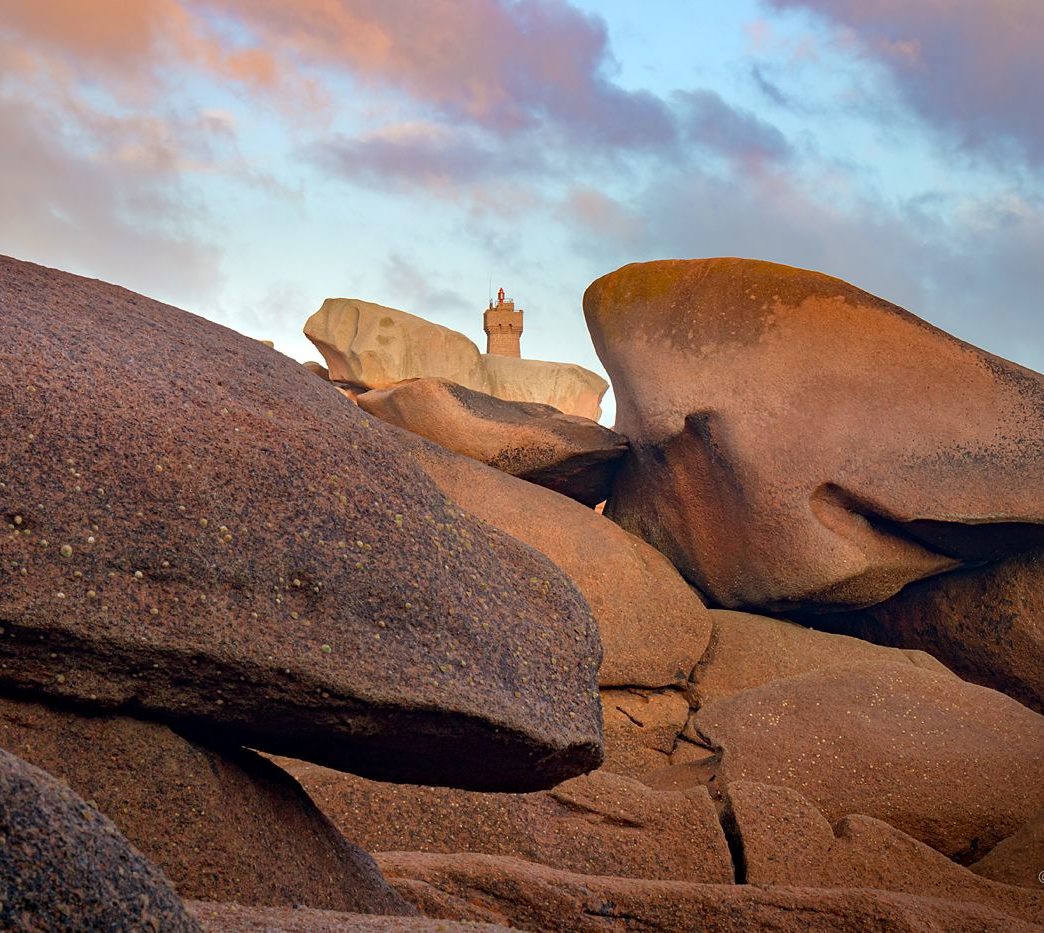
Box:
(584, 258, 1044, 613)
(812, 547, 1044, 713)
(378, 852, 1037, 932)
(277, 762, 733, 884)
(357, 378, 627, 506)
(691, 661, 1044, 861)
(0, 746, 198, 932)
(0, 255, 602, 791)
(724, 781, 1044, 924)
(411, 440, 711, 689)
(0, 694, 411, 913)
(305, 298, 608, 419)
(692, 610, 948, 708)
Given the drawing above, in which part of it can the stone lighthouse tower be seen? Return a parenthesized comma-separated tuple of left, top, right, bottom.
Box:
(483, 287, 524, 357)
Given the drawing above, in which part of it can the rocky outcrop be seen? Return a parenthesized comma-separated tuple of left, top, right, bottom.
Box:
(584, 258, 1044, 614)
(411, 439, 711, 689)
(378, 852, 1037, 931)
(0, 694, 411, 913)
(692, 610, 949, 708)
(0, 746, 199, 932)
(278, 763, 733, 885)
(305, 299, 487, 396)
(0, 254, 603, 791)
(972, 806, 1044, 890)
(305, 298, 609, 419)
(357, 378, 627, 506)
(690, 661, 1044, 862)
(481, 354, 609, 423)
(811, 547, 1044, 712)
(724, 781, 1044, 924)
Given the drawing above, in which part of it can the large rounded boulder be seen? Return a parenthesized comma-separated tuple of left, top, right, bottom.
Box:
(0, 254, 603, 791)
(584, 258, 1044, 614)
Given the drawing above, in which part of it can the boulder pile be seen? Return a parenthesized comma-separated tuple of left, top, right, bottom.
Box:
(1, 253, 1041, 930)
(304, 297, 609, 420)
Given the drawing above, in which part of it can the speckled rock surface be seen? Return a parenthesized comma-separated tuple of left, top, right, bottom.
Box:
(273, 761, 733, 884)
(724, 780, 1044, 924)
(972, 805, 1044, 890)
(0, 746, 198, 932)
(692, 610, 949, 708)
(0, 254, 603, 791)
(691, 661, 1044, 861)
(378, 852, 1037, 932)
(0, 694, 412, 913)
(189, 901, 510, 932)
(585, 258, 1044, 613)
(811, 547, 1044, 712)
(411, 440, 711, 689)
(357, 378, 627, 506)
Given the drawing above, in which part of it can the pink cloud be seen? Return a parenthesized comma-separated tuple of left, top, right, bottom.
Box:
(769, 0, 1044, 163)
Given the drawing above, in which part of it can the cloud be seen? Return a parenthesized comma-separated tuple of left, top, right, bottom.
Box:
(750, 64, 792, 108)
(677, 89, 793, 165)
(0, 28, 232, 305)
(767, 0, 1044, 164)
(309, 122, 542, 189)
(201, 0, 679, 149)
(0, 92, 222, 304)
(383, 252, 472, 315)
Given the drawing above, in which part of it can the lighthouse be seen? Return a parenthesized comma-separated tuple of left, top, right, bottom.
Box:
(483, 287, 524, 357)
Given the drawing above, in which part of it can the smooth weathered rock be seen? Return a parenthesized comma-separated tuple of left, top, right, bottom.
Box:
(600, 687, 692, 780)
(277, 761, 733, 884)
(0, 746, 199, 932)
(411, 439, 711, 689)
(378, 852, 1036, 932)
(0, 255, 603, 791)
(357, 378, 627, 506)
(692, 610, 949, 708)
(189, 901, 508, 932)
(305, 299, 487, 395)
(691, 661, 1044, 862)
(972, 806, 1044, 890)
(724, 781, 1044, 924)
(811, 548, 1044, 713)
(585, 258, 1044, 613)
(481, 354, 609, 422)
(0, 694, 411, 913)
(305, 298, 609, 419)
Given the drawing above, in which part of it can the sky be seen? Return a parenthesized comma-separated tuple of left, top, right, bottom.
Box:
(1, 0, 1042, 425)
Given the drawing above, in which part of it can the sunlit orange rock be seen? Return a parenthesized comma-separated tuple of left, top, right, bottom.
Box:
(584, 258, 1044, 613)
